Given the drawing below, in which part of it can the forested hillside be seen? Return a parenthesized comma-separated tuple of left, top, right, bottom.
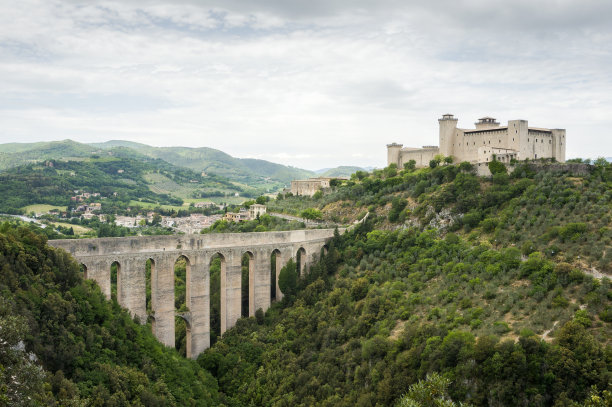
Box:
(91, 140, 316, 185)
(1, 159, 610, 406)
(201, 160, 611, 406)
(271, 160, 612, 273)
(0, 224, 219, 405)
(0, 156, 242, 214)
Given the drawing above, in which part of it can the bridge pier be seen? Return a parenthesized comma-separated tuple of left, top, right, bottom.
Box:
(220, 250, 242, 335)
(253, 249, 270, 314)
(189, 253, 210, 358)
(152, 256, 175, 348)
(86, 259, 111, 299)
(121, 258, 147, 323)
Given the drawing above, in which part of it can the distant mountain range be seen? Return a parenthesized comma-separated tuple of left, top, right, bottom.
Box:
(0, 139, 367, 189)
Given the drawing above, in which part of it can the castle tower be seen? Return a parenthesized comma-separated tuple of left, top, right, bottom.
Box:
(551, 129, 566, 162)
(508, 119, 529, 160)
(438, 114, 458, 158)
(474, 116, 500, 130)
(387, 143, 403, 167)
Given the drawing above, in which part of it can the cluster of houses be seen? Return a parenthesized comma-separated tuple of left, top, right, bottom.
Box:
(114, 212, 224, 234)
(70, 191, 102, 202)
(74, 203, 103, 220)
(224, 204, 267, 222)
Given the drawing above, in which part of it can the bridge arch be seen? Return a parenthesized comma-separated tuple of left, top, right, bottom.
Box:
(176, 314, 192, 358)
(110, 260, 122, 304)
(209, 252, 225, 344)
(79, 263, 88, 279)
(145, 258, 156, 317)
(296, 247, 307, 276)
(174, 255, 191, 357)
(270, 249, 282, 301)
(241, 251, 255, 317)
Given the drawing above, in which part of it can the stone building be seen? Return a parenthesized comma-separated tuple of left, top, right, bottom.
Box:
(387, 114, 566, 168)
(248, 204, 267, 220)
(290, 177, 332, 196)
(225, 209, 249, 222)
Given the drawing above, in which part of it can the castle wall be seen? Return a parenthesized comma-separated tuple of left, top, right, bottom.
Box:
(291, 178, 331, 196)
(453, 128, 510, 163)
(398, 148, 439, 167)
(526, 130, 554, 160)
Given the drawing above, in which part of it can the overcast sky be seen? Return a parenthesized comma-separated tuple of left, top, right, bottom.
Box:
(1, 1, 611, 170)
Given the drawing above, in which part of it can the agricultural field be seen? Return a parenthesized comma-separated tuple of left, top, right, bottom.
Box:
(128, 200, 188, 212)
(22, 204, 68, 214)
(49, 221, 93, 235)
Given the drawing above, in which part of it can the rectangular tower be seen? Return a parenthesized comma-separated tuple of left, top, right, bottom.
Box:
(508, 119, 529, 160)
(387, 143, 403, 167)
(438, 114, 458, 158)
(551, 129, 566, 162)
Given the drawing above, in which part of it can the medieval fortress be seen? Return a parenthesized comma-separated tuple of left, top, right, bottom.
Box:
(387, 114, 566, 169)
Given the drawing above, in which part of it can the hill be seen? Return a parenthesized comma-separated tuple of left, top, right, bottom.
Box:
(202, 160, 611, 406)
(318, 166, 365, 178)
(90, 140, 316, 186)
(0, 139, 98, 170)
(3, 156, 610, 405)
(0, 139, 314, 191)
(0, 224, 219, 405)
(0, 140, 365, 194)
(0, 155, 246, 215)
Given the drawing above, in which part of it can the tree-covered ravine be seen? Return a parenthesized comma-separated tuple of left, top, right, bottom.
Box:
(1, 160, 611, 406)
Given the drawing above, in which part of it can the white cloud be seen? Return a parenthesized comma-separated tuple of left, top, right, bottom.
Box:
(0, 0, 611, 170)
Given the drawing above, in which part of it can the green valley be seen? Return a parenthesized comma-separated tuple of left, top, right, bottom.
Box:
(1, 159, 610, 406)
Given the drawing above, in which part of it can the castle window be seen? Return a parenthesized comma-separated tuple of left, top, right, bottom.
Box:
(528, 138, 530, 142)
(498, 140, 501, 143)
(549, 140, 551, 144)
(513, 138, 514, 141)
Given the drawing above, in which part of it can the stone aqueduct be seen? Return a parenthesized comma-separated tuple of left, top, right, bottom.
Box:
(49, 229, 336, 358)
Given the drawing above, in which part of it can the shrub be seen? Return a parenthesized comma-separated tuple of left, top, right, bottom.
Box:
(488, 159, 507, 175)
(278, 259, 298, 296)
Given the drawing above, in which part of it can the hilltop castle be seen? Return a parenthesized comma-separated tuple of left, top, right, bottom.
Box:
(387, 114, 566, 168)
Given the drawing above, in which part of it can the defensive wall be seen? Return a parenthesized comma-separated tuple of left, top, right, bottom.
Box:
(49, 229, 337, 358)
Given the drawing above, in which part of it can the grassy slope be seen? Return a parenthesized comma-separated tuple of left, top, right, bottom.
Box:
(22, 204, 68, 213)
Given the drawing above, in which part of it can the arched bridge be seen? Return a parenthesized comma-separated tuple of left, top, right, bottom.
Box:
(49, 229, 336, 358)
